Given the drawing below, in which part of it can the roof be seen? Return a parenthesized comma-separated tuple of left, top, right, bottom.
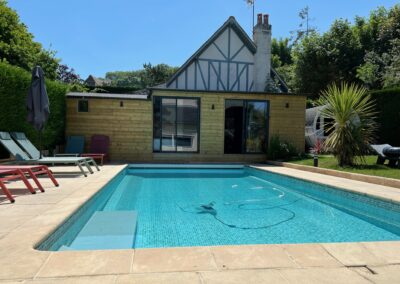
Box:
(166, 16, 257, 88)
(66, 92, 149, 100)
(84, 75, 111, 86)
(149, 87, 304, 96)
(271, 67, 290, 93)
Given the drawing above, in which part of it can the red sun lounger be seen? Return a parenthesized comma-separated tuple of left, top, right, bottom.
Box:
(0, 165, 59, 192)
(0, 169, 37, 203)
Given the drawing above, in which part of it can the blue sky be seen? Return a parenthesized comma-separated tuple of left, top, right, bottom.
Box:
(7, 0, 398, 79)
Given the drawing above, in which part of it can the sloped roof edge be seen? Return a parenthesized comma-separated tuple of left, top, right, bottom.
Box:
(66, 92, 149, 100)
(271, 67, 290, 93)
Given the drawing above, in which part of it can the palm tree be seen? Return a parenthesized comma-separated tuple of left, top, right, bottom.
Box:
(318, 82, 377, 167)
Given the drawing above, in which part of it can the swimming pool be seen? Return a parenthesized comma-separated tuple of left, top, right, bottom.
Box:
(37, 165, 400, 251)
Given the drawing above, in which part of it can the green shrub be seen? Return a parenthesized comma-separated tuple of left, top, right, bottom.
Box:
(68, 83, 88, 93)
(90, 87, 109, 93)
(0, 62, 68, 156)
(370, 88, 400, 146)
(308, 88, 400, 147)
(267, 135, 299, 161)
(85, 85, 140, 94)
(318, 83, 377, 166)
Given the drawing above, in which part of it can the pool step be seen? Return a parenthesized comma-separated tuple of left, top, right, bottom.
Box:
(60, 211, 137, 251)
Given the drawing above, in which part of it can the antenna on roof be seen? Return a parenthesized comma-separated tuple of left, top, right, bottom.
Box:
(244, 0, 255, 27)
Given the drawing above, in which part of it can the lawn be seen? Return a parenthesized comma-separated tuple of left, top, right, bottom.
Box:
(290, 155, 400, 180)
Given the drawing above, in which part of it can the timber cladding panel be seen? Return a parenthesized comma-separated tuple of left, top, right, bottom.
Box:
(66, 90, 305, 162)
(66, 98, 153, 162)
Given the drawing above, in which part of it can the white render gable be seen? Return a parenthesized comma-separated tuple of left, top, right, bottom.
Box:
(166, 17, 259, 92)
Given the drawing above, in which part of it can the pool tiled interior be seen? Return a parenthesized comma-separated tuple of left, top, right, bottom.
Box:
(0, 164, 399, 283)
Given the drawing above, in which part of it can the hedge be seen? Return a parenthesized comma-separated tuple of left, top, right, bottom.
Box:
(370, 88, 400, 146)
(0, 62, 68, 157)
(85, 85, 140, 94)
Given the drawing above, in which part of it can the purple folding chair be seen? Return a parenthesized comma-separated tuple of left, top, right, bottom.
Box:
(81, 135, 110, 165)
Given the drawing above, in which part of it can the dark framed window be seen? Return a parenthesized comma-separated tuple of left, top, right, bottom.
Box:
(153, 97, 200, 153)
(78, 100, 89, 112)
(224, 99, 268, 154)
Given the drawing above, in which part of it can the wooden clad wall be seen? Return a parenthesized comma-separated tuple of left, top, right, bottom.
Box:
(66, 90, 305, 162)
(66, 98, 153, 161)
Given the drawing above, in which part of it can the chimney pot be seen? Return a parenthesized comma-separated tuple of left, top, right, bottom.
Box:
(253, 13, 272, 92)
(264, 14, 269, 26)
(257, 13, 262, 25)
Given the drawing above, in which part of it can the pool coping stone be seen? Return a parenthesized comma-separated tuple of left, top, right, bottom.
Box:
(0, 164, 398, 283)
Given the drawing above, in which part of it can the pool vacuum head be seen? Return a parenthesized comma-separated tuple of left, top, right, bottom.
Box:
(198, 202, 217, 216)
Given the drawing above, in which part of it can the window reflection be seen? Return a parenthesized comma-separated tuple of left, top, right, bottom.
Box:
(177, 99, 199, 152)
(153, 97, 199, 152)
(224, 100, 268, 154)
(224, 100, 244, 154)
(161, 98, 177, 152)
(153, 97, 162, 151)
(245, 102, 267, 153)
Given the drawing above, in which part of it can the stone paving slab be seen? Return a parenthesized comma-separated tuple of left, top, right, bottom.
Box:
(36, 250, 134, 278)
(25, 275, 117, 284)
(253, 165, 400, 203)
(361, 241, 400, 264)
(210, 245, 298, 270)
(282, 243, 343, 268)
(278, 267, 371, 284)
(0, 164, 398, 283)
(322, 242, 385, 266)
(350, 264, 400, 284)
(200, 269, 288, 284)
(116, 272, 201, 284)
(132, 247, 217, 273)
(267, 160, 400, 189)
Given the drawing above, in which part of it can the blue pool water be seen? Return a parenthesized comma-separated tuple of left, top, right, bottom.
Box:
(37, 166, 400, 251)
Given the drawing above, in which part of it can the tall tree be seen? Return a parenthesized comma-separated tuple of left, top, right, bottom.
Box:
(291, 33, 332, 96)
(105, 70, 142, 88)
(382, 39, 400, 88)
(356, 5, 400, 89)
(106, 63, 178, 89)
(291, 6, 317, 44)
(285, 4, 400, 94)
(56, 64, 82, 84)
(271, 38, 292, 68)
(0, 0, 59, 79)
(271, 38, 295, 91)
(141, 63, 179, 87)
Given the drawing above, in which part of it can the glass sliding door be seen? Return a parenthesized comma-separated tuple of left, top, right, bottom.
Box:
(161, 98, 177, 152)
(224, 99, 268, 154)
(176, 99, 199, 152)
(224, 100, 244, 154)
(245, 101, 267, 153)
(153, 97, 200, 153)
(153, 96, 162, 151)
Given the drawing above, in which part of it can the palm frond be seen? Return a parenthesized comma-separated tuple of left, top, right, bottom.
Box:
(317, 82, 377, 166)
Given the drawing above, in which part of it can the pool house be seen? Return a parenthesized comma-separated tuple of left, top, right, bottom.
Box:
(66, 14, 305, 162)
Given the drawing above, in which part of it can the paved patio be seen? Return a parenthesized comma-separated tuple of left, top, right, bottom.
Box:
(0, 164, 399, 283)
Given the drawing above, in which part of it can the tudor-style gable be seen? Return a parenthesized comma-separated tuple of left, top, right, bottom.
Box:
(166, 17, 257, 92)
(165, 15, 288, 93)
